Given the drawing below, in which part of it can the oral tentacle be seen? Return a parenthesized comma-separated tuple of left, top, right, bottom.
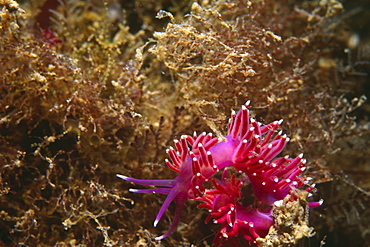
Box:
(116, 174, 175, 187)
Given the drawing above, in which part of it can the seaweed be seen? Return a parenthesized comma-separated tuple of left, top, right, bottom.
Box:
(0, 0, 369, 246)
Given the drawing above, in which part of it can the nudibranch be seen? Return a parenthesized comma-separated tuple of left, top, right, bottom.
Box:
(117, 101, 322, 244)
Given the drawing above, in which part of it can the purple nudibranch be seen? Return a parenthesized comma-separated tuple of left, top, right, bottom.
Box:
(117, 101, 323, 244)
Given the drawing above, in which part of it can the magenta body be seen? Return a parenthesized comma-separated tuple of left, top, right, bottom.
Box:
(117, 103, 321, 245)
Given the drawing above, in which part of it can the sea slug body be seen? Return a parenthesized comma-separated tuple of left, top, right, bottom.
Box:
(117, 101, 322, 244)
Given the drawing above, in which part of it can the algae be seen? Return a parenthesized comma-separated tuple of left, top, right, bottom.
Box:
(0, 0, 369, 246)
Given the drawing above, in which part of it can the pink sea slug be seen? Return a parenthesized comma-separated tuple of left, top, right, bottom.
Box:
(117, 101, 322, 245)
